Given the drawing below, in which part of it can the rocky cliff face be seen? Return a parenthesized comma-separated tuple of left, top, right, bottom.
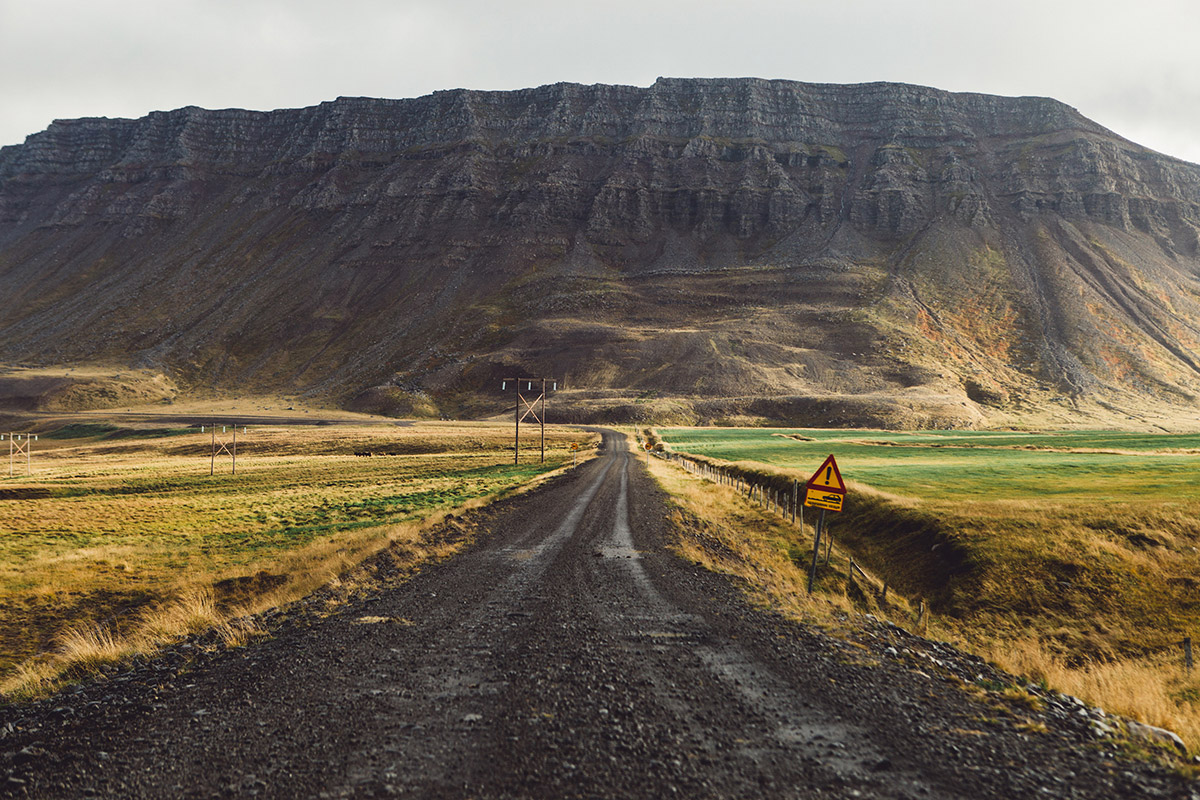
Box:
(3, 78, 1200, 426)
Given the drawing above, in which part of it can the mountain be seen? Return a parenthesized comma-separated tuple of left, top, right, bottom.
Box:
(3, 78, 1200, 427)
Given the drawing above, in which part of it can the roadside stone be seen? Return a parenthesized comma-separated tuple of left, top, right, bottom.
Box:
(13, 746, 45, 766)
(1127, 721, 1188, 756)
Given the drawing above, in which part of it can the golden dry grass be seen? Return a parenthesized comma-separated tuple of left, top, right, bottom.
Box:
(640, 449, 918, 634)
(643, 437, 1200, 751)
(1, 421, 596, 697)
(985, 637, 1200, 749)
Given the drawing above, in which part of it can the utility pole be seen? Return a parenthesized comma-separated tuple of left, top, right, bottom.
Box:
(209, 424, 238, 475)
(502, 378, 557, 464)
(4, 433, 35, 477)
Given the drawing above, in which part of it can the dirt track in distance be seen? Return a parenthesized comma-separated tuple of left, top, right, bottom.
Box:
(1, 431, 1195, 798)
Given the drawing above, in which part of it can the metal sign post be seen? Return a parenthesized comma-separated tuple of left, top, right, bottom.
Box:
(807, 508, 825, 594)
(502, 378, 557, 464)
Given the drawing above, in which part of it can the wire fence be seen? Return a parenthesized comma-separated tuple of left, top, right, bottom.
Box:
(641, 437, 927, 630)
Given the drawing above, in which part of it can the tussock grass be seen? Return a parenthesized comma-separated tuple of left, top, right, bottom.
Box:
(0, 421, 597, 698)
(216, 616, 270, 649)
(56, 627, 135, 677)
(987, 637, 1200, 748)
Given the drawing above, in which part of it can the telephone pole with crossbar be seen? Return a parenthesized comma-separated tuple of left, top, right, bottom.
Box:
(209, 424, 237, 475)
(502, 378, 557, 464)
(3, 433, 35, 477)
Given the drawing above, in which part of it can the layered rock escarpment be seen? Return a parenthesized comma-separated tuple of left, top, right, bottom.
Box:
(2, 78, 1200, 425)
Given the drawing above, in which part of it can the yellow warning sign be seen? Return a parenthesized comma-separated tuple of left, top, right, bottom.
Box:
(803, 454, 846, 512)
(807, 454, 845, 493)
(804, 487, 844, 512)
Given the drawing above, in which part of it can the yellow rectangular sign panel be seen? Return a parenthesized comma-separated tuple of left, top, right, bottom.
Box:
(804, 487, 844, 512)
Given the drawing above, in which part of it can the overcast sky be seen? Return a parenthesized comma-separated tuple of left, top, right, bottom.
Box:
(2, 0, 1199, 163)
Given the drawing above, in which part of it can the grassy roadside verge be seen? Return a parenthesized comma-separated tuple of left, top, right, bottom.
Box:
(639, 444, 918, 631)
(1, 421, 598, 699)
(639, 430, 1200, 751)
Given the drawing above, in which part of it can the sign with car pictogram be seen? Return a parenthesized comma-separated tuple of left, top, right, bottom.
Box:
(803, 454, 845, 513)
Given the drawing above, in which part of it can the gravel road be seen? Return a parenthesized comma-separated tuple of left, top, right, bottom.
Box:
(2, 431, 1196, 798)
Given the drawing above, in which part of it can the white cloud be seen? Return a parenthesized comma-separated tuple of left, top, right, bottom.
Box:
(1, 0, 1198, 163)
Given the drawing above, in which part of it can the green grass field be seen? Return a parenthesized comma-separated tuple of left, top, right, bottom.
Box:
(657, 427, 1200, 501)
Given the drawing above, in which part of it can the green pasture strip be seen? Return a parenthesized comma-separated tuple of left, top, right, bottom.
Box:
(44, 423, 195, 440)
(43, 423, 120, 439)
(658, 428, 1200, 501)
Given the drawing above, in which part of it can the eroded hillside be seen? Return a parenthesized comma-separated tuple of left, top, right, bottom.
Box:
(3, 78, 1200, 426)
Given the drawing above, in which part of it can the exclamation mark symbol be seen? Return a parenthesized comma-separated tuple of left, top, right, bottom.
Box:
(825, 466, 832, 484)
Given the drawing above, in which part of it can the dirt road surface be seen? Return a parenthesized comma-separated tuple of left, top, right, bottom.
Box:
(2, 432, 1196, 798)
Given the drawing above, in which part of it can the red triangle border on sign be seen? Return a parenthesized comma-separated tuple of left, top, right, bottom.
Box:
(805, 454, 846, 495)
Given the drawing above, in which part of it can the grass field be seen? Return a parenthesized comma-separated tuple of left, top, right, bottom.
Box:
(0, 421, 590, 695)
(657, 428, 1200, 499)
(655, 426, 1200, 749)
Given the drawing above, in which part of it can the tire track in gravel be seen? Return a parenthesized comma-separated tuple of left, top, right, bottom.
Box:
(467, 436, 939, 799)
(5, 431, 1197, 799)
